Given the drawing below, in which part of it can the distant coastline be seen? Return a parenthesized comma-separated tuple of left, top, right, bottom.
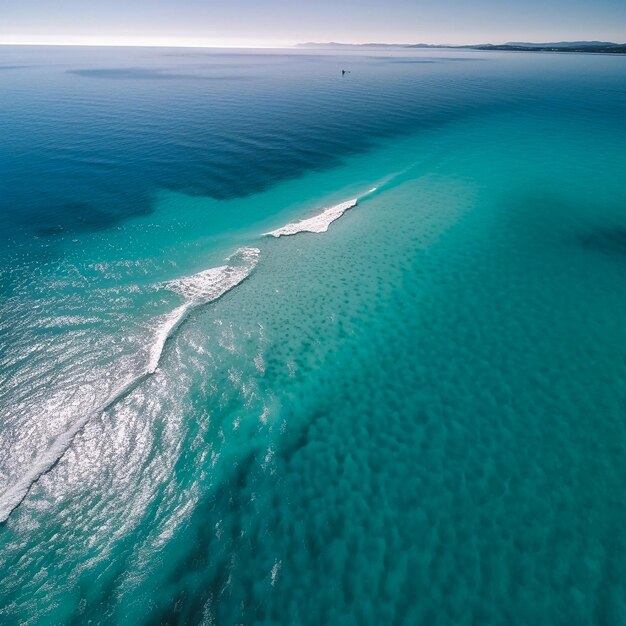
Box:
(297, 41, 626, 54)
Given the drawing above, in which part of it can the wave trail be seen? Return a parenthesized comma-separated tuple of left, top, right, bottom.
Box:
(263, 199, 358, 238)
(0, 247, 260, 523)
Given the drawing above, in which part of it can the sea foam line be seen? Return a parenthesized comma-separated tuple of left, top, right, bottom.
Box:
(263, 198, 358, 237)
(0, 247, 260, 523)
(262, 186, 380, 238)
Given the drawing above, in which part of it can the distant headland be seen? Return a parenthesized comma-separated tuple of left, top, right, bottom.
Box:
(297, 41, 626, 54)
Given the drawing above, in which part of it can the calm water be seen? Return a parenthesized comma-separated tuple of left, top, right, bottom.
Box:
(1, 45, 626, 625)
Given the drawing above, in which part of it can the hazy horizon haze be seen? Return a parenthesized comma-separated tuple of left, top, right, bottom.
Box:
(1, 0, 625, 47)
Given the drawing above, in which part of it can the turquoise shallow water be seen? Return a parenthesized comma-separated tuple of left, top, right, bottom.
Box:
(1, 46, 626, 624)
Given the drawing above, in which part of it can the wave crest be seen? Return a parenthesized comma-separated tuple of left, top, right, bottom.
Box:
(263, 199, 358, 237)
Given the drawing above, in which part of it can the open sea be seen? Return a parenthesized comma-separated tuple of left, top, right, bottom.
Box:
(1, 45, 626, 625)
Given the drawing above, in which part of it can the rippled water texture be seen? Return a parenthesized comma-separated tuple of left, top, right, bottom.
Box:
(1, 46, 626, 624)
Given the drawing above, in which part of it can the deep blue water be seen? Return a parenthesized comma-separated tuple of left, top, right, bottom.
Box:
(1, 46, 524, 239)
(1, 45, 626, 625)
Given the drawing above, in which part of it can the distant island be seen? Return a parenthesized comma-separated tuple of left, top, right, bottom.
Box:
(297, 41, 626, 54)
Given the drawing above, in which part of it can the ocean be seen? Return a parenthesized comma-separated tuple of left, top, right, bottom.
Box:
(1, 45, 626, 625)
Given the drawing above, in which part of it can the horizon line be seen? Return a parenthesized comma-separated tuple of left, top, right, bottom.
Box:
(1, 38, 623, 49)
(0, 41, 296, 49)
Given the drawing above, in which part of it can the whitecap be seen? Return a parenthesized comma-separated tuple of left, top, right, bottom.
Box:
(263, 199, 358, 237)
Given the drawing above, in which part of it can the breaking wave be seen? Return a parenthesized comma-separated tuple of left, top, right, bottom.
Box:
(263, 199, 359, 237)
(0, 247, 260, 523)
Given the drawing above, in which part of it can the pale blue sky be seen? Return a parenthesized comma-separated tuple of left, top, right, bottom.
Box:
(1, 0, 625, 46)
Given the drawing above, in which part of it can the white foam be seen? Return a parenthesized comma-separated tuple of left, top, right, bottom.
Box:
(0, 247, 260, 523)
(166, 251, 259, 303)
(147, 304, 190, 374)
(263, 199, 358, 237)
(149, 246, 260, 373)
